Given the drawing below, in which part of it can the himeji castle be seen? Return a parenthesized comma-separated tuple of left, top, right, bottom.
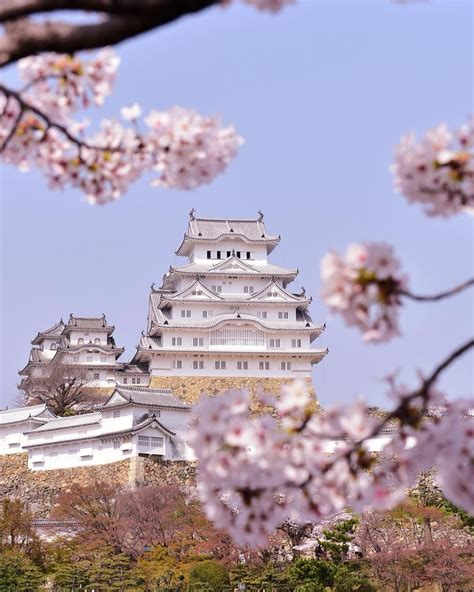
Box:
(18, 212, 327, 406)
(131, 211, 327, 402)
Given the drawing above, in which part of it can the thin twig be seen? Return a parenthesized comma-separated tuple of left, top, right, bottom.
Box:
(0, 82, 122, 154)
(0, 95, 24, 151)
(399, 278, 474, 302)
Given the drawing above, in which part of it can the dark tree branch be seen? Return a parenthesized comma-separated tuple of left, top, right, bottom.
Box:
(0, 0, 217, 22)
(0, 0, 218, 67)
(399, 278, 474, 302)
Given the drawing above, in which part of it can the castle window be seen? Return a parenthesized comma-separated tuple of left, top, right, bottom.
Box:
(132, 378, 136, 384)
(278, 312, 289, 319)
(136, 378, 141, 384)
(244, 286, 254, 294)
(259, 361, 270, 371)
(193, 338, 204, 347)
(151, 436, 164, 448)
(237, 361, 248, 370)
(215, 361, 226, 370)
(148, 409, 160, 417)
(113, 441, 120, 450)
(50, 343, 57, 350)
(114, 410, 120, 418)
(257, 311, 268, 319)
(123, 378, 128, 384)
(211, 328, 264, 347)
(212, 285, 222, 293)
(227, 251, 232, 258)
(78, 338, 84, 345)
(236, 251, 241, 258)
(292, 339, 302, 348)
(94, 338, 101, 344)
(73, 355, 80, 363)
(269, 339, 281, 348)
(193, 360, 204, 370)
(281, 361, 292, 370)
(172, 337, 182, 346)
(173, 360, 183, 369)
(94, 372, 100, 380)
(217, 251, 221, 259)
(207, 251, 212, 259)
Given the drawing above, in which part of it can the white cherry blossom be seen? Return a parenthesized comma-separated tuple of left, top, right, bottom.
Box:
(189, 381, 474, 547)
(321, 242, 408, 342)
(391, 119, 474, 217)
(1, 49, 243, 203)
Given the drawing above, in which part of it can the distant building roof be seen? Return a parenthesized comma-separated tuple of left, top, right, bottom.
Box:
(0, 404, 53, 426)
(28, 412, 102, 433)
(64, 314, 114, 333)
(176, 213, 280, 255)
(104, 386, 190, 410)
(31, 320, 66, 345)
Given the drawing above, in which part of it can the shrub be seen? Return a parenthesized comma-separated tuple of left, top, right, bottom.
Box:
(0, 550, 44, 592)
(189, 559, 230, 591)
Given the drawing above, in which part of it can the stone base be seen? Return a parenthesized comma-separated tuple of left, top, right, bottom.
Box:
(0, 453, 198, 517)
(149, 375, 318, 406)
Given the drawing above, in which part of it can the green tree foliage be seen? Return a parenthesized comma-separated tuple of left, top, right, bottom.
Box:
(287, 558, 373, 592)
(189, 559, 230, 591)
(319, 516, 358, 562)
(86, 548, 135, 592)
(0, 549, 44, 592)
(130, 546, 188, 591)
(48, 548, 91, 591)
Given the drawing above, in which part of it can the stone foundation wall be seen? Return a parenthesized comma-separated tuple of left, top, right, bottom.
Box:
(149, 375, 317, 405)
(0, 453, 198, 518)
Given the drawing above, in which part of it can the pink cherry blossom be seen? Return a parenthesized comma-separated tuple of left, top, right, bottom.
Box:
(321, 242, 408, 342)
(1, 49, 243, 203)
(189, 380, 474, 547)
(391, 119, 474, 217)
(145, 107, 243, 190)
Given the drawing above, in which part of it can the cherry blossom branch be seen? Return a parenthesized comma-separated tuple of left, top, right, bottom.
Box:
(399, 278, 474, 302)
(190, 341, 474, 545)
(0, 82, 112, 153)
(335, 337, 474, 454)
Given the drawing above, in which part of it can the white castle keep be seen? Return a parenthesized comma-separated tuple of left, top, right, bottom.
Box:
(2, 212, 338, 471)
(133, 210, 327, 396)
(19, 212, 328, 403)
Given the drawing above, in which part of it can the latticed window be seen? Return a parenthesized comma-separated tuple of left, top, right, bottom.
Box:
(138, 436, 150, 447)
(210, 328, 265, 347)
(151, 436, 164, 447)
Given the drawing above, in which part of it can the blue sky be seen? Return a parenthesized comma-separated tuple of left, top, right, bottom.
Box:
(1, 1, 472, 408)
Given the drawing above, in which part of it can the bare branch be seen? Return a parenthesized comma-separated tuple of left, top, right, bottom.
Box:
(0, 0, 218, 22)
(0, 0, 218, 67)
(399, 278, 474, 303)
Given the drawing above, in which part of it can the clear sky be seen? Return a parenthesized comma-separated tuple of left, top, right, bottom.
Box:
(0, 1, 472, 409)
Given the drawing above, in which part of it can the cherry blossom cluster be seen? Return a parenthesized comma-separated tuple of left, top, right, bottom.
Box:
(391, 120, 474, 217)
(0, 49, 242, 203)
(188, 380, 474, 547)
(17, 48, 120, 120)
(320, 242, 408, 343)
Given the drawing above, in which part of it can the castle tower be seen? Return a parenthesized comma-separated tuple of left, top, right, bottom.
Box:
(132, 212, 327, 403)
(19, 315, 125, 400)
